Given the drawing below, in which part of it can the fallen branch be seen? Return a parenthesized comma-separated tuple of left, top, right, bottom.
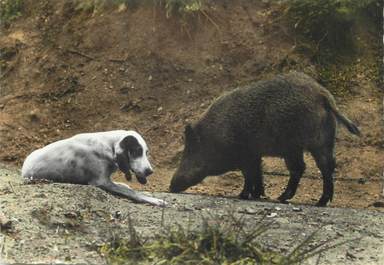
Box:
(59, 47, 95, 61)
(8, 182, 16, 194)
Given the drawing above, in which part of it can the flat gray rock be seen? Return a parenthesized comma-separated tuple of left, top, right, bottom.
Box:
(0, 165, 383, 264)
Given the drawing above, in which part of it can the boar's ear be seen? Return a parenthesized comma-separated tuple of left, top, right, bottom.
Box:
(185, 124, 198, 143)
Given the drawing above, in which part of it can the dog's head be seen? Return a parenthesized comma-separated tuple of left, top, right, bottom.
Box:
(115, 132, 153, 184)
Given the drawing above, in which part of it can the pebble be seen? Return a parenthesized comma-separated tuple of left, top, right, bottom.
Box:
(114, 211, 122, 219)
(64, 212, 78, 219)
(267, 212, 277, 218)
(34, 193, 48, 198)
(292, 207, 302, 212)
(239, 207, 257, 215)
(346, 251, 357, 260)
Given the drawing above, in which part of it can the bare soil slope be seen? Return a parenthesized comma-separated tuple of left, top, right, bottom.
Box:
(0, 0, 383, 209)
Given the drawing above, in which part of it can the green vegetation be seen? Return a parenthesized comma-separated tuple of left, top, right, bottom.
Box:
(286, 0, 380, 58)
(285, 0, 381, 95)
(100, 212, 354, 265)
(75, 0, 204, 17)
(163, 0, 202, 17)
(0, 0, 24, 23)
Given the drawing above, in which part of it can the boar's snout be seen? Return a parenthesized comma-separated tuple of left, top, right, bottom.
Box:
(169, 175, 188, 193)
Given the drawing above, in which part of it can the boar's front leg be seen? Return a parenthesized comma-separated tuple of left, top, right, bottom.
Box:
(240, 156, 264, 200)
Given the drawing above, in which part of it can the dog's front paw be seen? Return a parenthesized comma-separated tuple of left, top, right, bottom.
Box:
(147, 197, 168, 207)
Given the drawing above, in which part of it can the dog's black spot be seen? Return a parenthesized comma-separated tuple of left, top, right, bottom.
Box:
(121, 135, 143, 158)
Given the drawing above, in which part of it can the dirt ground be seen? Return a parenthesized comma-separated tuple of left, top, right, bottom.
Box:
(0, 0, 383, 210)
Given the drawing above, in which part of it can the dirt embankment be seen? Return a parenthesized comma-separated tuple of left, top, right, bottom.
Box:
(0, 0, 383, 209)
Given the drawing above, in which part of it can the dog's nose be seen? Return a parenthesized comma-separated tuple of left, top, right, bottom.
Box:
(144, 168, 153, 177)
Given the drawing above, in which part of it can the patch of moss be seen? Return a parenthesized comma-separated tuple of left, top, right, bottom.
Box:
(284, 0, 381, 96)
(317, 58, 380, 96)
(286, 0, 380, 58)
(0, 0, 24, 24)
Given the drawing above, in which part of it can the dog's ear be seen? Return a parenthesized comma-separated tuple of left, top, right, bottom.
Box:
(115, 136, 132, 174)
(115, 135, 141, 174)
(115, 149, 130, 174)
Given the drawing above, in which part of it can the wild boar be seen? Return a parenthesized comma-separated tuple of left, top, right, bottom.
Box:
(169, 72, 360, 206)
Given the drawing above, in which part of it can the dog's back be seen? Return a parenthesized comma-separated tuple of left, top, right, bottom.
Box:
(22, 135, 115, 184)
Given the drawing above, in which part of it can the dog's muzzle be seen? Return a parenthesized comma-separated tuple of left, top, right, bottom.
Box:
(136, 168, 153, 185)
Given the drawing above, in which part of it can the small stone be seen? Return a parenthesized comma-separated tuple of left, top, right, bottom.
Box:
(346, 251, 357, 260)
(117, 3, 127, 12)
(267, 212, 277, 218)
(243, 207, 257, 215)
(357, 178, 366, 184)
(64, 212, 78, 219)
(292, 207, 302, 212)
(34, 193, 48, 198)
(148, 75, 153, 81)
(181, 206, 194, 211)
(0, 212, 12, 231)
(114, 211, 122, 219)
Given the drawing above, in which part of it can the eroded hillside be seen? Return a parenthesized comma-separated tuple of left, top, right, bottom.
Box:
(0, 0, 383, 209)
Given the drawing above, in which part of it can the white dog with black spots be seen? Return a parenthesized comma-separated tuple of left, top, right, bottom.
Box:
(22, 130, 166, 206)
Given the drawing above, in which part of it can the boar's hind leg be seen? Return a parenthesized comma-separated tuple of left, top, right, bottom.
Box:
(240, 156, 264, 200)
(311, 148, 336, 207)
(278, 151, 306, 203)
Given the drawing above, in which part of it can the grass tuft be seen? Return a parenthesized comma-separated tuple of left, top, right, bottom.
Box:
(100, 211, 355, 265)
(74, 0, 204, 17)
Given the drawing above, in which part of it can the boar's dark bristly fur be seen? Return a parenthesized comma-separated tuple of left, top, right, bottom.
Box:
(170, 72, 360, 206)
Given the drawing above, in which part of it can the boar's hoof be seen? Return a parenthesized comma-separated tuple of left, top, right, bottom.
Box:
(251, 190, 265, 200)
(278, 197, 289, 204)
(315, 198, 329, 207)
(239, 191, 252, 200)
(277, 189, 295, 203)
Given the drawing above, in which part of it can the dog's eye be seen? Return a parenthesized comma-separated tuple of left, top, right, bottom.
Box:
(132, 147, 143, 157)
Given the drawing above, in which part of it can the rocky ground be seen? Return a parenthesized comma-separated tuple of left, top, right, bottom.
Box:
(1, 164, 383, 264)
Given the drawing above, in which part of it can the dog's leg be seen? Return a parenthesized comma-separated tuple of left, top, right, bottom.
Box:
(94, 180, 167, 207)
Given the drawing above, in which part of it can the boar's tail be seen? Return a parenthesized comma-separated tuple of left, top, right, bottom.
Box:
(321, 91, 361, 136)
